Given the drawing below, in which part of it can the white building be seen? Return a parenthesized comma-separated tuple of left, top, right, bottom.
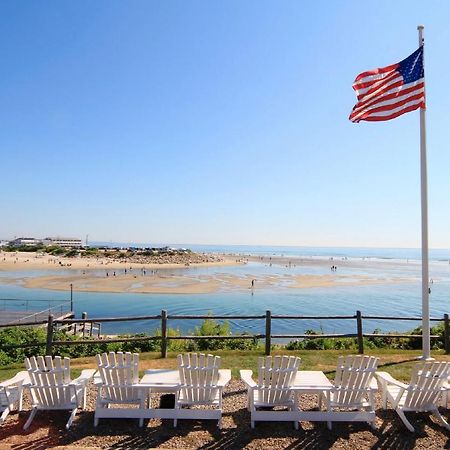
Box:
(43, 237, 83, 248)
(9, 237, 41, 246)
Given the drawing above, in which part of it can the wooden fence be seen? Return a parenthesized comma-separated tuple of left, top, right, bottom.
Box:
(1, 310, 449, 358)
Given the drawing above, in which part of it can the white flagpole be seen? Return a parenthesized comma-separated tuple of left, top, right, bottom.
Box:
(418, 25, 431, 360)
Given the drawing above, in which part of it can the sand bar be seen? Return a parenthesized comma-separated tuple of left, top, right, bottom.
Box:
(0, 251, 416, 295)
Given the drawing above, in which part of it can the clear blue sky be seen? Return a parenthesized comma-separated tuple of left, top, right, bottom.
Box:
(2, 1, 450, 248)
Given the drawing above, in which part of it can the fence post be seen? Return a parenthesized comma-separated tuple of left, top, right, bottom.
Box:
(161, 310, 168, 358)
(356, 310, 364, 354)
(265, 310, 272, 356)
(70, 283, 73, 312)
(444, 314, 450, 354)
(46, 314, 54, 356)
(82, 312, 87, 338)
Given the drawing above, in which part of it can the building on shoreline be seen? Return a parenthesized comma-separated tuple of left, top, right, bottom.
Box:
(8, 236, 83, 248)
(43, 237, 83, 248)
(9, 237, 41, 246)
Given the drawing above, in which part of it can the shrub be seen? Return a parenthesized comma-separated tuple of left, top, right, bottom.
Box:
(0, 327, 47, 364)
(186, 316, 258, 352)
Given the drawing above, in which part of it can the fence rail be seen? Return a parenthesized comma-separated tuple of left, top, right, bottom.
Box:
(0, 310, 448, 358)
(0, 297, 73, 326)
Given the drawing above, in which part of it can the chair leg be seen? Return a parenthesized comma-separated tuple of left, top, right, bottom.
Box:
(66, 407, 78, 430)
(18, 389, 24, 411)
(94, 415, 99, 427)
(440, 391, 448, 408)
(0, 407, 10, 424)
(431, 407, 450, 431)
(139, 395, 146, 427)
(218, 417, 222, 429)
(173, 418, 178, 427)
(23, 407, 38, 430)
(327, 402, 332, 430)
(396, 409, 415, 432)
(291, 400, 299, 430)
(382, 388, 388, 409)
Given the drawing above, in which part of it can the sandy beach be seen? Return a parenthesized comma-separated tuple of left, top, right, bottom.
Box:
(0, 251, 415, 295)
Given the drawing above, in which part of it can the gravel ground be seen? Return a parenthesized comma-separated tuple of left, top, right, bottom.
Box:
(1, 380, 450, 449)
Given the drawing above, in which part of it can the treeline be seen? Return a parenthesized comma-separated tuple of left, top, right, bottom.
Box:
(0, 318, 446, 366)
(2, 246, 192, 259)
(0, 318, 257, 365)
(2, 245, 78, 257)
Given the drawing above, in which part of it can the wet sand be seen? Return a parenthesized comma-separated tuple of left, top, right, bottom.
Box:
(0, 251, 415, 295)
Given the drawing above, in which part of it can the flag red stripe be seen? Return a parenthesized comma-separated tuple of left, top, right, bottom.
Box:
(353, 63, 399, 83)
(351, 82, 425, 117)
(350, 92, 425, 122)
(357, 78, 404, 102)
(361, 102, 425, 121)
(353, 70, 398, 91)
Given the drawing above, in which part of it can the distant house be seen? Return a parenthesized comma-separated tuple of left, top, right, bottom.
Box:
(43, 237, 83, 248)
(9, 237, 41, 246)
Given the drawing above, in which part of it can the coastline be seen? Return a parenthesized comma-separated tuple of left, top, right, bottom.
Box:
(0, 251, 416, 295)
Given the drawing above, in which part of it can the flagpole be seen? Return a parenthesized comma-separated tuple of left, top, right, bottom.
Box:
(418, 25, 431, 360)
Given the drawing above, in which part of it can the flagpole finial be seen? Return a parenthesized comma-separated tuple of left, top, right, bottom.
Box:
(418, 26, 425, 46)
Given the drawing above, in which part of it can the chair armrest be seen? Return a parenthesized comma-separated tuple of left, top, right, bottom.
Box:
(375, 371, 408, 390)
(0, 371, 29, 387)
(71, 369, 96, 386)
(240, 370, 257, 389)
(93, 372, 103, 386)
(217, 370, 232, 387)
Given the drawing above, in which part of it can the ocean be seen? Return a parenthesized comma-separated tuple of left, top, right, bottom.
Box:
(1, 245, 450, 337)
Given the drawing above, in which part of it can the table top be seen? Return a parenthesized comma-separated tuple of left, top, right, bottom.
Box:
(240, 369, 378, 392)
(140, 369, 231, 388)
(292, 370, 333, 390)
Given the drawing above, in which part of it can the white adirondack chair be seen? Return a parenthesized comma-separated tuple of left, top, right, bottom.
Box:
(175, 353, 230, 428)
(376, 361, 450, 432)
(24, 355, 95, 430)
(0, 371, 29, 425)
(94, 351, 146, 427)
(322, 355, 379, 430)
(240, 355, 301, 429)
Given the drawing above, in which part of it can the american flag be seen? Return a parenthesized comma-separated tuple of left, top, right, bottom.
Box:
(349, 46, 425, 123)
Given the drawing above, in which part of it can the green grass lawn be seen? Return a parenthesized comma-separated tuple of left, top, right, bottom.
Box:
(1, 348, 449, 382)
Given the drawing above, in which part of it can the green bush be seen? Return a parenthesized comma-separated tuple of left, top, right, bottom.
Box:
(286, 322, 447, 351)
(45, 246, 66, 255)
(286, 329, 359, 351)
(0, 327, 47, 365)
(186, 316, 259, 352)
(2, 245, 45, 252)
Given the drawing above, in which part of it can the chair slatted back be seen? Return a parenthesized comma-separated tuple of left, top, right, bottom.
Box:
(257, 356, 300, 404)
(404, 361, 450, 409)
(332, 355, 378, 406)
(25, 356, 71, 407)
(178, 353, 220, 403)
(96, 352, 139, 402)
